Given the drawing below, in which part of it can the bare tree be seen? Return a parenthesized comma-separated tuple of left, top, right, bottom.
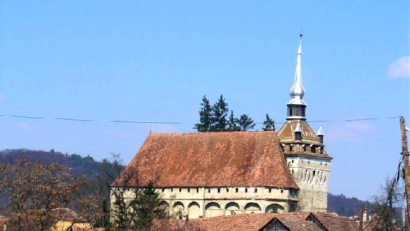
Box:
(370, 176, 404, 231)
(0, 158, 86, 231)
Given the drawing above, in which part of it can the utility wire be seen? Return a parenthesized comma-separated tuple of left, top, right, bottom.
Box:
(0, 114, 402, 125)
(0, 114, 183, 124)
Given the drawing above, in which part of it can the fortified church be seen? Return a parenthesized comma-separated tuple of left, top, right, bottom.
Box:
(113, 34, 333, 219)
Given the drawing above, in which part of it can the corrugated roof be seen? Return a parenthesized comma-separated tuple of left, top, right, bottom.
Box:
(113, 131, 298, 189)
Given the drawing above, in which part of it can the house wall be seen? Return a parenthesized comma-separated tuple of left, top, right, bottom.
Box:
(286, 156, 331, 212)
(112, 186, 298, 219)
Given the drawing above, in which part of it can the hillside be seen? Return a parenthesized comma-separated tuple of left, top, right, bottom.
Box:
(0, 149, 115, 179)
(0, 149, 369, 217)
(327, 193, 372, 217)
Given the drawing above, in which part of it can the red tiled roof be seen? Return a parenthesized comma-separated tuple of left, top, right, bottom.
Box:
(113, 132, 298, 189)
(309, 213, 359, 231)
(153, 212, 317, 231)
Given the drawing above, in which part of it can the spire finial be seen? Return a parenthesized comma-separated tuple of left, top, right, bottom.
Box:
(288, 33, 306, 106)
(317, 123, 325, 136)
(295, 122, 302, 132)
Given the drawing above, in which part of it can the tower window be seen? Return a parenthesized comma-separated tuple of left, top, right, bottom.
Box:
(311, 146, 315, 153)
(162, 188, 165, 192)
(179, 188, 182, 192)
(208, 189, 211, 193)
(236, 188, 239, 193)
(227, 188, 229, 192)
(254, 188, 257, 193)
(218, 188, 221, 193)
(188, 188, 190, 193)
(281, 189, 284, 193)
(289, 145, 293, 152)
(269, 188, 272, 193)
(245, 188, 248, 193)
(197, 188, 199, 193)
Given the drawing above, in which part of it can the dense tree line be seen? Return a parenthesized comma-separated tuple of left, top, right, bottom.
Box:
(194, 95, 275, 132)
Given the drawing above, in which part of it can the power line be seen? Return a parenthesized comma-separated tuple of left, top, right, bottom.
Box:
(256, 116, 402, 125)
(0, 113, 402, 125)
(0, 114, 183, 124)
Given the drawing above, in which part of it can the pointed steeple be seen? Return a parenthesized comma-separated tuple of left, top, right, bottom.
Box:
(294, 122, 302, 140)
(317, 124, 324, 136)
(295, 122, 302, 132)
(317, 123, 324, 143)
(286, 33, 307, 120)
(288, 33, 306, 106)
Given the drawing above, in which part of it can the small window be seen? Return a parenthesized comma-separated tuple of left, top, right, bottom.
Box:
(245, 188, 248, 193)
(308, 161, 310, 164)
(162, 188, 165, 192)
(269, 188, 272, 193)
(227, 188, 229, 192)
(197, 188, 199, 193)
(188, 188, 190, 193)
(179, 188, 182, 192)
(254, 188, 257, 193)
(289, 145, 293, 152)
(171, 188, 173, 192)
(311, 146, 315, 153)
(236, 188, 239, 193)
(218, 188, 221, 193)
(208, 189, 211, 193)
(292, 160, 294, 163)
(281, 189, 284, 193)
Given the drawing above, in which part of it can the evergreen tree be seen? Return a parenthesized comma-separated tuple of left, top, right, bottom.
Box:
(262, 113, 276, 131)
(135, 181, 166, 229)
(227, 110, 240, 131)
(211, 95, 229, 132)
(237, 114, 256, 131)
(194, 95, 212, 132)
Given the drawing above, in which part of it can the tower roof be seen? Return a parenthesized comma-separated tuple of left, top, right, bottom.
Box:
(288, 33, 307, 106)
(295, 122, 302, 132)
(277, 120, 331, 158)
(317, 124, 325, 136)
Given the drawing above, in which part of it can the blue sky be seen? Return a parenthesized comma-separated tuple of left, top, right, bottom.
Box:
(0, 1, 409, 200)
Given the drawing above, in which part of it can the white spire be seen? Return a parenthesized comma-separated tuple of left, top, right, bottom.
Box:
(317, 123, 325, 136)
(295, 122, 302, 132)
(288, 33, 307, 106)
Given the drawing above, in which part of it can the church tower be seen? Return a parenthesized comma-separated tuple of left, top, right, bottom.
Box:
(277, 34, 332, 212)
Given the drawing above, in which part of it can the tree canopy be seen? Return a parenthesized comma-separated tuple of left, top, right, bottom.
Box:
(194, 95, 266, 132)
(262, 113, 275, 131)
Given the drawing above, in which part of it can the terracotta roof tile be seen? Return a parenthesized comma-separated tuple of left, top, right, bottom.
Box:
(310, 213, 359, 231)
(153, 212, 317, 231)
(113, 132, 298, 189)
